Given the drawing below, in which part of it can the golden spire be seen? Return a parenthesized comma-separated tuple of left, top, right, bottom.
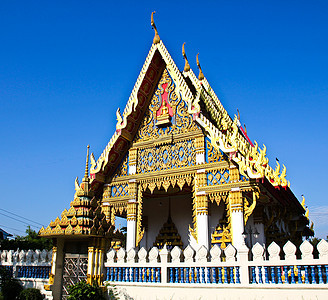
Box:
(151, 11, 160, 44)
(182, 43, 190, 72)
(196, 53, 204, 80)
(83, 145, 90, 183)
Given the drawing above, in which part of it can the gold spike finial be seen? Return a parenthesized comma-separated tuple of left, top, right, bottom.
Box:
(83, 145, 90, 182)
(151, 11, 160, 44)
(310, 221, 314, 230)
(237, 108, 240, 120)
(196, 53, 204, 80)
(182, 43, 190, 72)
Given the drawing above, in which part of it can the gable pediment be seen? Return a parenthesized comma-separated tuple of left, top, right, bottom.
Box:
(134, 68, 201, 144)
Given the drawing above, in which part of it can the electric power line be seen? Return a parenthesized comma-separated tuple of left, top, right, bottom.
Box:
(0, 224, 26, 234)
(0, 208, 44, 227)
(0, 212, 40, 230)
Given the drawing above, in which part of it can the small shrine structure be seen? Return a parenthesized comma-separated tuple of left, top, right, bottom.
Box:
(39, 13, 313, 298)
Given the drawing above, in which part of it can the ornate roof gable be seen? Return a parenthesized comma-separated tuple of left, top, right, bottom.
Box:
(90, 19, 294, 195)
(133, 68, 200, 143)
(90, 39, 200, 188)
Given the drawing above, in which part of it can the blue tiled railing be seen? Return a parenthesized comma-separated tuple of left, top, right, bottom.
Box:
(250, 265, 328, 284)
(17, 266, 50, 279)
(106, 267, 161, 283)
(168, 266, 240, 284)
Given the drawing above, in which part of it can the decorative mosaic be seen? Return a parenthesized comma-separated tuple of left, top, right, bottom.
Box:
(110, 184, 129, 197)
(240, 174, 249, 182)
(137, 140, 195, 173)
(134, 68, 199, 143)
(207, 169, 230, 185)
(205, 137, 225, 163)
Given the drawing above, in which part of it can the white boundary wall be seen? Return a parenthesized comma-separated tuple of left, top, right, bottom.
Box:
(104, 240, 328, 300)
(1, 240, 328, 300)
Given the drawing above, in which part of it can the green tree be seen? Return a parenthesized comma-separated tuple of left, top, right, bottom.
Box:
(67, 280, 107, 300)
(0, 227, 52, 251)
(19, 288, 44, 300)
(0, 267, 23, 300)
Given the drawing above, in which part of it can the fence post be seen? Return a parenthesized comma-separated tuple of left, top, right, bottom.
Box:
(237, 243, 249, 284)
(159, 245, 169, 284)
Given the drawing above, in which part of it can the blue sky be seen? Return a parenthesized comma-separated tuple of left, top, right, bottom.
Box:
(1, 1, 327, 240)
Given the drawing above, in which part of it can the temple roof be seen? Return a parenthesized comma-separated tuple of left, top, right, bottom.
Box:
(39, 146, 122, 239)
(88, 16, 301, 202)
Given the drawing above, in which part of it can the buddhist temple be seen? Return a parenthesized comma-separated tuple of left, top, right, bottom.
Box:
(39, 12, 313, 298)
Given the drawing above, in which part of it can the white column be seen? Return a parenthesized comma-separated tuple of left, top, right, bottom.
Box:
(126, 199, 137, 250)
(126, 219, 136, 250)
(195, 188, 209, 250)
(231, 208, 244, 250)
(197, 213, 209, 249)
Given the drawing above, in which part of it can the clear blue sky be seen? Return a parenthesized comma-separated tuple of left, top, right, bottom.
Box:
(1, 1, 327, 239)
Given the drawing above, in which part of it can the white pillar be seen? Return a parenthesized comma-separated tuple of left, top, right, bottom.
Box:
(195, 187, 209, 250)
(231, 209, 244, 250)
(229, 188, 245, 250)
(197, 213, 209, 249)
(127, 199, 137, 250)
(126, 219, 136, 250)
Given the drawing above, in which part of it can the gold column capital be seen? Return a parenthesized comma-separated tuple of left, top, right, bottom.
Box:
(127, 200, 138, 221)
(229, 189, 243, 212)
(195, 192, 208, 215)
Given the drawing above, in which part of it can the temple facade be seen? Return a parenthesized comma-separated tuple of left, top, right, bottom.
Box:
(39, 14, 312, 298)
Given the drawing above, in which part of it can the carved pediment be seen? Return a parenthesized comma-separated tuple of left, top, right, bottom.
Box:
(134, 68, 200, 144)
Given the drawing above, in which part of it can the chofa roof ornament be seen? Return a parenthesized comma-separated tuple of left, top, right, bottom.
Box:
(151, 11, 160, 44)
(182, 42, 190, 72)
(196, 53, 204, 80)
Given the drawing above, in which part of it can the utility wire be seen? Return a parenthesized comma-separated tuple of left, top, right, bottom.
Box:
(0, 224, 25, 234)
(0, 208, 44, 227)
(0, 212, 40, 230)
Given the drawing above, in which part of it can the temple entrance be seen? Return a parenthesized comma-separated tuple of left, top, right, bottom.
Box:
(140, 185, 193, 250)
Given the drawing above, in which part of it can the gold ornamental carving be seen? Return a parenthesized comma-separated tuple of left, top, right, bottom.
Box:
(136, 186, 145, 246)
(127, 201, 137, 221)
(134, 68, 199, 143)
(229, 190, 243, 212)
(244, 188, 260, 225)
(195, 194, 208, 215)
(137, 140, 196, 174)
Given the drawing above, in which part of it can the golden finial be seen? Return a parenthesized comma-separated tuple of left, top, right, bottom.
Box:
(310, 221, 314, 231)
(305, 208, 309, 219)
(196, 53, 204, 80)
(182, 43, 190, 72)
(151, 11, 160, 44)
(244, 123, 247, 135)
(301, 195, 305, 208)
(237, 109, 240, 120)
(83, 145, 90, 182)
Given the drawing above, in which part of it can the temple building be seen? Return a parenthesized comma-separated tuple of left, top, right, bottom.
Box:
(39, 13, 313, 297)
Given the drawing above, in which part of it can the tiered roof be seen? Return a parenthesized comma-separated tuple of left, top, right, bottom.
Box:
(39, 146, 122, 239)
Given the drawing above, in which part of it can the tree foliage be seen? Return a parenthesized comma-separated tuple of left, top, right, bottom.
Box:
(0, 267, 23, 300)
(0, 227, 52, 251)
(67, 280, 107, 300)
(19, 288, 44, 300)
